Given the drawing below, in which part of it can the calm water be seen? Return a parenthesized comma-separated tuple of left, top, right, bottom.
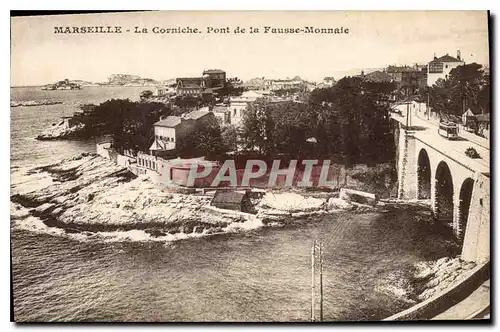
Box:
(10, 87, 454, 322)
(10, 86, 144, 167)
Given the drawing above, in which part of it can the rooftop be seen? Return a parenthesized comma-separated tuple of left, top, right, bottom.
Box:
(387, 65, 421, 73)
(154, 116, 182, 127)
(203, 69, 226, 74)
(363, 70, 393, 83)
(184, 107, 211, 120)
(212, 105, 229, 113)
(430, 54, 463, 64)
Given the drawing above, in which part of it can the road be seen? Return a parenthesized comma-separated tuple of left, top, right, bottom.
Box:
(390, 111, 490, 174)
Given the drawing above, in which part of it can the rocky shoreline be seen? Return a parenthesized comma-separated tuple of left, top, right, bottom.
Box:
(11, 154, 237, 237)
(11, 100, 62, 107)
(36, 121, 86, 140)
(11, 153, 382, 242)
(412, 257, 477, 301)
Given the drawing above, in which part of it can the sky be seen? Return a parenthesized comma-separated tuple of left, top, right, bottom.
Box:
(11, 11, 490, 86)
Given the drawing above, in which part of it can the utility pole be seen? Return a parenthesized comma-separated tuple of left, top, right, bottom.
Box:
(311, 240, 316, 322)
(427, 92, 430, 120)
(311, 240, 324, 322)
(406, 100, 409, 128)
(319, 242, 324, 322)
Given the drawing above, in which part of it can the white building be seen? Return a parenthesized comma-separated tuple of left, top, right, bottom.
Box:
(427, 51, 465, 86)
(149, 108, 217, 154)
(228, 90, 270, 126)
(150, 116, 181, 151)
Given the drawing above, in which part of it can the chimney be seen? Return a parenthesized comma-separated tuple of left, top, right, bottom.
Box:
(457, 50, 461, 61)
(361, 70, 365, 76)
(433, 53, 437, 60)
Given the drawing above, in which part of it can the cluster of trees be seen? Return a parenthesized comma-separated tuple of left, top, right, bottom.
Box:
(75, 76, 397, 165)
(240, 76, 396, 165)
(78, 99, 172, 152)
(421, 63, 490, 119)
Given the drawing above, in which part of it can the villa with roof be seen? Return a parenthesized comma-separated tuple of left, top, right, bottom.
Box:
(149, 107, 217, 155)
(427, 51, 465, 86)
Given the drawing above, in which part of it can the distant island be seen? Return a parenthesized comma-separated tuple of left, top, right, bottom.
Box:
(42, 79, 83, 90)
(39, 74, 171, 90)
(103, 74, 160, 86)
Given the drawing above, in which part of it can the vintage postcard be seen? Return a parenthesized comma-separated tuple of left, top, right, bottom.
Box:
(10, 11, 490, 322)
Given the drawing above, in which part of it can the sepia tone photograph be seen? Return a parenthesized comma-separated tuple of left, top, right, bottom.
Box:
(10, 10, 490, 322)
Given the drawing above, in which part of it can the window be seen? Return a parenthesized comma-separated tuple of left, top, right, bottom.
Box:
(234, 109, 237, 116)
(445, 65, 448, 69)
(171, 137, 175, 142)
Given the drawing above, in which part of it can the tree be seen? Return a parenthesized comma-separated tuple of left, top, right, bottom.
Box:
(78, 99, 171, 152)
(173, 95, 202, 111)
(140, 90, 154, 100)
(176, 117, 224, 158)
(241, 98, 277, 155)
(221, 124, 239, 153)
(307, 76, 395, 164)
(424, 63, 490, 118)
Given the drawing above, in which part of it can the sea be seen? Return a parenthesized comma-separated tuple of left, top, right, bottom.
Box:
(10, 86, 457, 322)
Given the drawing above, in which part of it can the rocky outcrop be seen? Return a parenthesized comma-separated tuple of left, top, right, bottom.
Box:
(11, 100, 62, 107)
(339, 188, 378, 206)
(254, 191, 375, 224)
(10, 153, 254, 241)
(412, 257, 477, 301)
(36, 120, 86, 140)
(106, 74, 158, 86)
(11, 154, 386, 242)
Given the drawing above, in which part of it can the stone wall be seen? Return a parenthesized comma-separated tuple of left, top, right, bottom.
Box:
(461, 173, 490, 263)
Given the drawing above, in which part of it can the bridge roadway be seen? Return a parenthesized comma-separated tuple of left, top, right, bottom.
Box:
(390, 111, 490, 175)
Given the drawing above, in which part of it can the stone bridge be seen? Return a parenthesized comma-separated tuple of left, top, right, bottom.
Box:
(391, 111, 490, 264)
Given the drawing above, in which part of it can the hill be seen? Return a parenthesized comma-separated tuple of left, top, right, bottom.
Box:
(104, 74, 159, 86)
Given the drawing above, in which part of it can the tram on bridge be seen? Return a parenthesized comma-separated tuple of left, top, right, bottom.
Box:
(438, 122, 459, 140)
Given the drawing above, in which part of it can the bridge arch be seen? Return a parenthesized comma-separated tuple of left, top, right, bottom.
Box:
(435, 161, 454, 225)
(417, 148, 431, 199)
(458, 178, 474, 243)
